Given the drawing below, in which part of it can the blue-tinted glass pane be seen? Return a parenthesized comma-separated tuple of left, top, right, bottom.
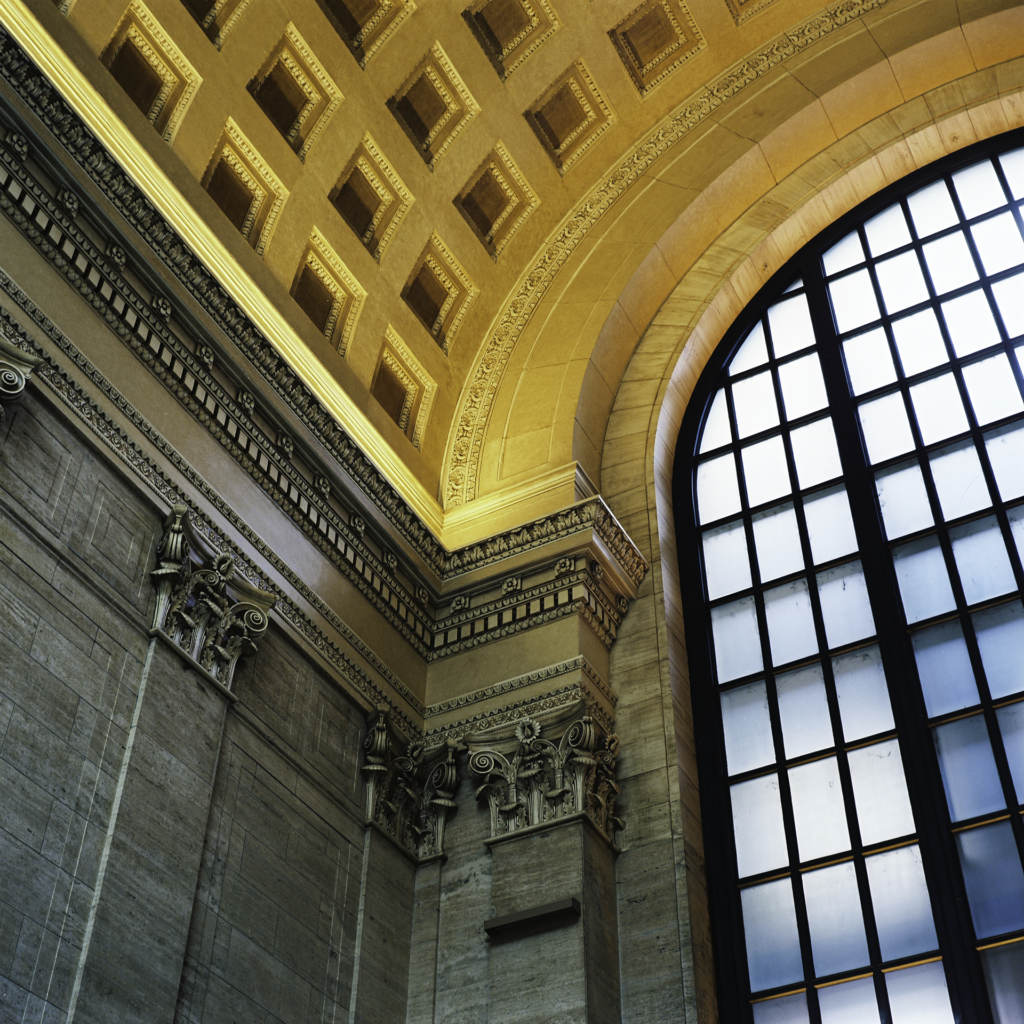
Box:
(956, 821, 1024, 938)
(933, 714, 1005, 821)
(911, 620, 979, 717)
(741, 880, 804, 992)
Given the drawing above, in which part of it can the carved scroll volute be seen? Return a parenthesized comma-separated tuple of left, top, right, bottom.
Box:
(362, 705, 393, 824)
(0, 334, 42, 427)
(421, 737, 461, 858)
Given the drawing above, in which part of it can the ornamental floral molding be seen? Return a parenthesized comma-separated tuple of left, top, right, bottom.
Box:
(0, 330, 40, 425)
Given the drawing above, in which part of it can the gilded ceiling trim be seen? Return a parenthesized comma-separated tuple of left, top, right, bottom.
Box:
(444, 0, 895, 507)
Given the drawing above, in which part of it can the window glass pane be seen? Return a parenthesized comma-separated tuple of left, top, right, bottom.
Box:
(949, 516, 1016, 604)
(875, 462, 934, 539)
(804, 486, 858, 564)
(829, 269, 880, 333)
(843, 327, 897, 395)
(956, 820, 1024, 938)
(741, 880, 804, 992)
(876, 251, 929, 313)
(971, 211, 1024, 275)
(731, 320, 769, 374)
(753, 992, 810, 1024)
(941, 289, 1002, 358)
(789, 756, 850, 861)
(833, 646, 894, 741)
(703, 520, 752, 600)
(929, 441, 992, 520)
(768, 294, 816, 359)
(817, 560, 875, 648)
(992, 271, 1024, 339)
(732, 774, 789, 877)
(1008, 506, 1024, 566)
(934, 714, 1005, 821)
(995, 701, 1024, 803)
(999, 147, 1024, 198)
(752, 503, 804, 582)
(777, 663, 833, 758)
(893, 536, 956, 623)
(866, 845, 938, 961)
(698, 453, 741, 524)
(734, 371, 780, 438)
(981, 939, 1024, 1024)
(823, 231, 865, 276)
(885, 961, 955, 1024)
(722, 682, 776, 776)
(742, 436, 792, 507)
(859, 393, 916, 464)
(790, 418, 843, 488)
(892, 308, 948, 377)
(953, 160, 1006, 218)
(911, 620, 980, 717)
(802, 861, 869, 976)
(817, 977, 880, 1024)
(923, 232, 979, 294)
(909, 374, 969, 444)
(962, 353, 1024, 425)
(847, 739, 916, 844)
(974, 601, 1024, 699)
(699, 388, 732, 453)
(984, 423, 1024, 500)
(778, 353, 828, 421)
(712, 597, 763, 682)
(908, 180, 959, 237)
(865, 204, 912, 256)
(764, 578, 818, 667)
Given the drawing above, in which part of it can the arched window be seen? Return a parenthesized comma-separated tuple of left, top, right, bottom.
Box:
(676, 130, 1024, 1024)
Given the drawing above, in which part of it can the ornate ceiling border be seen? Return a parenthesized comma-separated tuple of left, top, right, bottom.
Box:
(444, 0, 895, 507)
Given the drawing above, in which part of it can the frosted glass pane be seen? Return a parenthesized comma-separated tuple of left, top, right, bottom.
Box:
(962, 353, 1024, 425)
(752, 503, 804, 582)
(941, 290, 1002, 358)
(1009, 506, 1024, 567)
(734, 371, 780, 438)
(908, 180, 959, 237)
(866, 204, 912, 256)
(768, 294, 816, 358)
(892, 308, 948, 376)
(779, 354, 828, 421)
(859, 393, 916, 464)
(972, 211, 1024, 275)
(886, 961, 954, 1024)
(777, 663, 833, 758)
(877, 251, 929, 314)
(741, 880, 804, 992)
(791, 418, 842, 488)
(818, 977, 880, 1024)
(867, 845, 938, 960)
(893, 536, 956, 623)
(999, 147, 1024, 198)
(974, 602, 1024, 699)
(803, 862, 869, 976)
(700, 388, 732, 453)
(833, 646, 894, 741)
(923, 232, 979, 295)
(910, 374, 969, 444)
(929, 441, 992, 520)
(742, 436, 792, 508)
(731, 320, 769, 374)
(848, 739, 916, 844)
(911, 620, 979, 717)
(753, 992, 810, 1024)
(732, 774, 789, 877)
(764, 578, 818, 667)
(843, 328, 897, 395)
(956, 820, 1024, 938)
(934, 714, 1005, 821)
(804, 486, 858, 564)
(953, 160, 1006, 218)
(712, 597, 763, 682)
(995, 701, 1024, 802)
(950, 516, 1016, 604)
(823, 231, 865, 276)
(985, 423, 1024, 500)
(876, 462, 934, 540)
(817, 561, 875, 648)
(703, 520, 752, 600)
(829, 269, 880, 333)
(789, 756, 850, 861)
(722, 682, 775, 775)
(697, 453, 741, 524)
(981, 940, 1024, 1024)
(992, 271, 1024, 339)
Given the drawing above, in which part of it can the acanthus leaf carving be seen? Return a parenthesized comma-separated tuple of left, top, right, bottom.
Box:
(0, 329, 41, 426)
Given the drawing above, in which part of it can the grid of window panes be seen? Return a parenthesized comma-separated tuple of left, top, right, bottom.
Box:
(693, 142, 1024, 1024)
